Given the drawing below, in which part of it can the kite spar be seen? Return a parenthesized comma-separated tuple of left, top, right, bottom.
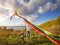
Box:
(10, 11, 60, 45)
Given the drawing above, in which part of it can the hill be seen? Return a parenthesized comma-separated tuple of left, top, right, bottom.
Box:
(39, 16, 60, 36)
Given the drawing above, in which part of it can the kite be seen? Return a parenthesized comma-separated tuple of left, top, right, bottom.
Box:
(10, 11, 60, 45)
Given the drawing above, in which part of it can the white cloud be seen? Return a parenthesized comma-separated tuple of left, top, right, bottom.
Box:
(50, 0, 60, 11)
(0, 0, 60, 26)
(18, 0, 48, 15)
(38, 0, 60, 13)
(38, 2, 51, 13)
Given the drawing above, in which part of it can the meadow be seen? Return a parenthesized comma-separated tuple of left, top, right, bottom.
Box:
(0, 16, 60, 45)
(0, 27, 55, 45)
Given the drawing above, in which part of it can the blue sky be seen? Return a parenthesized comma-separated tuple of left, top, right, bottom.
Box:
(34, 7, 60, 25)
(0, 0, 60, 26)
(23, 0, 60, 25)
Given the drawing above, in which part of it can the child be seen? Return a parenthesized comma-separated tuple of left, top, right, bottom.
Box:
(20, 32, 24, 41)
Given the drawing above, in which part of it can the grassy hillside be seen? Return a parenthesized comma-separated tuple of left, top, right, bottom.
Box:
(40, 16, 60, 28)
(39, 16, 60, 36)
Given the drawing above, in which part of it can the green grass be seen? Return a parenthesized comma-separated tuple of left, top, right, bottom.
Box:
(0, 28, 57, 45)
(0, 33, 56, 45)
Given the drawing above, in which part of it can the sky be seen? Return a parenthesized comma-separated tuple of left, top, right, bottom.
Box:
(34, 7, 60, 25)
(0, 0, 60, 26)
